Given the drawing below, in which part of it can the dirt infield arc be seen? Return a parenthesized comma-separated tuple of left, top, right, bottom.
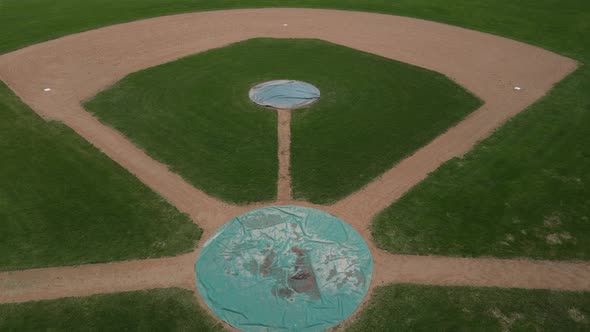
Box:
(0, 7, 586, 326)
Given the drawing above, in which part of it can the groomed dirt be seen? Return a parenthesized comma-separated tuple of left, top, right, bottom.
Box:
(276, 109, 292, 201)
(0, 8, 584, 329)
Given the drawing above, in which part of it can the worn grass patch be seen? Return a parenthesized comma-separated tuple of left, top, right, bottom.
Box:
(0, 82, 200, 271)
(346, 284, 590, 331)
(0, 288, 224, 331)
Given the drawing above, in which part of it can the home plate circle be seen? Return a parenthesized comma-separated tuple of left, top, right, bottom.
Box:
(195, 206, 373, 331)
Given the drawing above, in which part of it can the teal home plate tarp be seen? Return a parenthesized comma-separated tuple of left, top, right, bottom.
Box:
(196, 206, 373, 331)
(248, 80, 320, 110)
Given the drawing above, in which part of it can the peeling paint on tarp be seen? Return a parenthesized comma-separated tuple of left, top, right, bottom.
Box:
(196, 206, 372, 331)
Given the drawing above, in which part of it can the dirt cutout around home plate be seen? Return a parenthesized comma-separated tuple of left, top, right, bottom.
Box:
(195, 206, 372, 331)
(0, 8, 586, 330)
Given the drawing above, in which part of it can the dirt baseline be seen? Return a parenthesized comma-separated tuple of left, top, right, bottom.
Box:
(0, 7, 584, 330)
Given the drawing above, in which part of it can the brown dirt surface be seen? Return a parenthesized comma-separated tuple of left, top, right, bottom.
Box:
(0, 253, 196, 304)
(0, 8, 584, 329)
(277, 109, 292, 201)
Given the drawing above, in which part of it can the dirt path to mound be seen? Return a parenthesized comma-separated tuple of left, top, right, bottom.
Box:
(277, 109, 292, 201)
(0, 8, 584, 325)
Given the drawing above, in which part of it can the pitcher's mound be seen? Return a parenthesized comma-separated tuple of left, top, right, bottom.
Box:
(249, 80, 320, 110)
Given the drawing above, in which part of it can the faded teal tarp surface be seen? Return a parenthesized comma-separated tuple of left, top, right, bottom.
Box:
(196, 206, 372, 331)
(249, 80, 320, 110)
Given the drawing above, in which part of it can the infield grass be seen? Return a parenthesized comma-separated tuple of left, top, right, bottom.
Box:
(84, 40, 281, 204)
(357, 1, 590, 261)
(84, 38, 480, 204)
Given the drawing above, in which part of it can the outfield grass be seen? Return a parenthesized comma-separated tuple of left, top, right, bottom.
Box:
(371, 3, 590, 260)
(0, 82, 200, 271)
(346, 284, 590, 331)
(3, 284, 587, 332)
(372, 66, 590, 259)
(84, 38, 479, 204)
(0, 288, 224, 331)
(288, 43, 480, 203)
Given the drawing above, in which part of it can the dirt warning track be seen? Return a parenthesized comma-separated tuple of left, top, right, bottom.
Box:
(0, 7, 584, 324)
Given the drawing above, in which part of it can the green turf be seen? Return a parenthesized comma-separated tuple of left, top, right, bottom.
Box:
(0, 288, 224, 331)
(84, 38, 480, 204)
(289, 44, 480, 203)
(1, 1, 589, 330)
(83, 40, 282, 204)
(358, 1, 588, 261)
(346, 284, 590, 331)
(355, 1, 589, 262)
(372, 67, 590, 259)
(0, 82, 200, 271)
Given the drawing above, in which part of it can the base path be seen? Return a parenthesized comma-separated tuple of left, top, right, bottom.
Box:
(0, 7, 584, 325)
(0, 253, 196, 304)
(2, 249, 589, 304)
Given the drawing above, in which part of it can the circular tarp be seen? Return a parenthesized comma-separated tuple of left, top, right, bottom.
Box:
(196, 206, 372, 331)
(248, 80, 320, 110)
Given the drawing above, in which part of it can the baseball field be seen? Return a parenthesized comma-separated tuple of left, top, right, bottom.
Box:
(1, 1, 589, 331)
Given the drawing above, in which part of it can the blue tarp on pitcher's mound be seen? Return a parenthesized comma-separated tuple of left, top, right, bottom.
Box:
(248, 80, 320, 110)
(195, 206, 373, 331)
